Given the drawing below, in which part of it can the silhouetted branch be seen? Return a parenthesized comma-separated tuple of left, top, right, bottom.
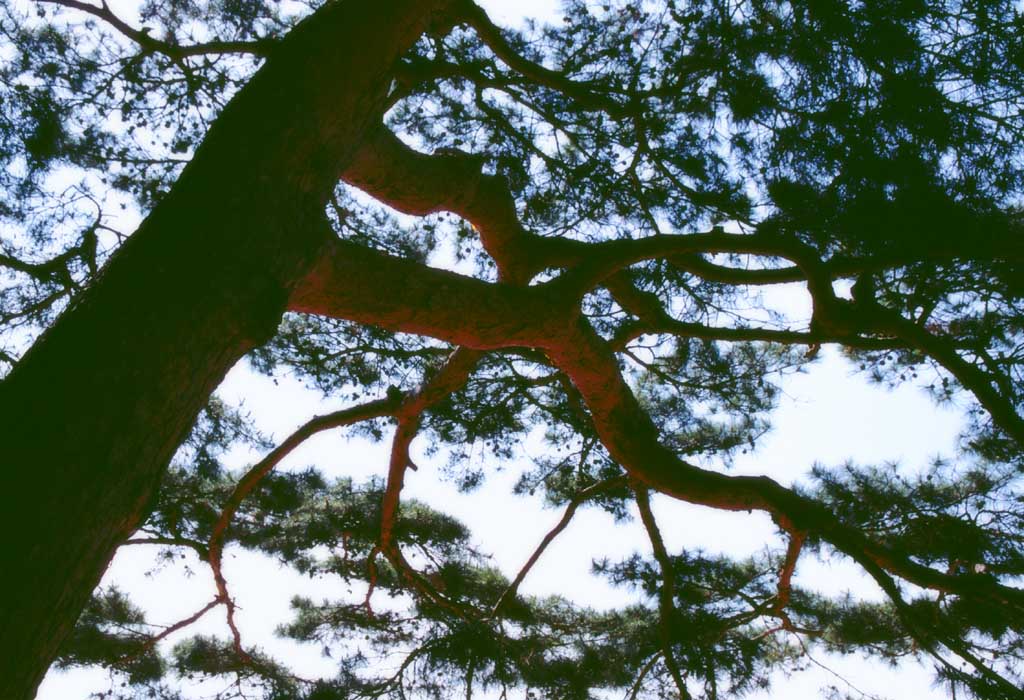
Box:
(40, 0, 274, 57)
(492, 474, 628, 614)
(634, 484, 691, 700)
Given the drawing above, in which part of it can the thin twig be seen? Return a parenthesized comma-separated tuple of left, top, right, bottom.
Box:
(491, 474, 627, 614)
(118, 597, 220, 664)
(206, 394, 402, 659)
(634, 484, 691, 700)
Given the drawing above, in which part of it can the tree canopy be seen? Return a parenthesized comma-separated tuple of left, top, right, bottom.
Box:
(2, 0, 1024, 698)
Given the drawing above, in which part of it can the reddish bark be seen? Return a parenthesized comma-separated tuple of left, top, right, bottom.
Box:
(0, 1, 453, 696)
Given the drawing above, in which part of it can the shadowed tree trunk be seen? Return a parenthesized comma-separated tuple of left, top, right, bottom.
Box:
(0, 1, 454, 696)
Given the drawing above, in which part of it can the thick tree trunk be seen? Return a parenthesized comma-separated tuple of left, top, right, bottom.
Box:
(0, 2, 450, 696)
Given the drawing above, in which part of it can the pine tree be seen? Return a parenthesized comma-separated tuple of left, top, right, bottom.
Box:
(1, 0, 1023, 698)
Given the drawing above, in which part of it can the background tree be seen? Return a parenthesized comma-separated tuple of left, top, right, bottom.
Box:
(1, 0, 1023, 698)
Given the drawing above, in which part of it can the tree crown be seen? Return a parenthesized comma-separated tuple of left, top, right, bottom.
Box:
(4, 0, 1024, 698)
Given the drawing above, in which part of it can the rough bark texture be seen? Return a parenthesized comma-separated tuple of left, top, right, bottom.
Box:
(0, 2, 451, 696)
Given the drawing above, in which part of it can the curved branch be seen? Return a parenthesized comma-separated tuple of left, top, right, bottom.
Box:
(627, 653, 663, 700)
(206, 394, 403, 566)
(852, 548, 1023, 699)
(120, 597, 220, 664)
(0, 250, 77, 284)
(604, 272, 901, 351)
(689, 234, 1024, 445)
(852, 304, 1024, 445)
(545, 317, 1024, 614)
(668, 254, 809, 286)
(615, 316, 899, 350)
(122, 535, 209, 558)
(766, 531, 811, 636)
(775, 238, 1024, 445)
(39, 0, 274, 58)
(378, 347, 484, 618)
(289, 230, 1022, 616)
(341, 136, 1022, 435)
(206, 394, 403, 656)
(634, 485, 691, 700)
(343, 127, 539, 281)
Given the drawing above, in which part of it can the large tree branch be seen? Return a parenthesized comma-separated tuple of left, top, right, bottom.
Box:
(339, 71, 1024, 452)
(289, 234, 573, 348)
(667, 254, 809, 285)
(545, 317, 1024, 613)
(339, 137, 803, 294)
(344, 127, 1022, 297)
(343, 127, 540, 281)
(386, 57, 501, 111)
(342, 132, 805, 286)
(289, 193, 1023, 613)
(293, 226, 1023, 457)
(295, 204, 1024, 458)
(342, 123, 1021, 366)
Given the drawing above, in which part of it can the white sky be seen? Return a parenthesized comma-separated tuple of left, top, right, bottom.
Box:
(37, 1, 965, 698)
(39, 344, 962, 699)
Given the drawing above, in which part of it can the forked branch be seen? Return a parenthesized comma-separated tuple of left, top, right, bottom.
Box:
(204, 393, 403, 658)
(634, 484, 691, 699)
